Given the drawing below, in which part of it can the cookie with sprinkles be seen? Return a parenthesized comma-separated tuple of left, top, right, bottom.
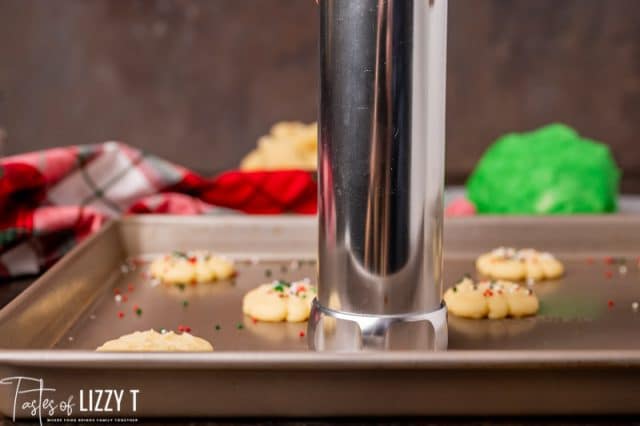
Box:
(444, 277, 539, 319)
(476, 247, 564, 282)
(242, 279, 317, 322)
(149, 250, 235, 285)
(96, 329, 213, 352)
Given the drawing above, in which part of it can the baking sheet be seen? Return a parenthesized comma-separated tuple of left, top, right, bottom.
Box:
(0, 215, 639, 418)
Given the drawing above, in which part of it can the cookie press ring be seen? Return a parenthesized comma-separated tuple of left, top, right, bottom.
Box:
(308, 0, 448, 350)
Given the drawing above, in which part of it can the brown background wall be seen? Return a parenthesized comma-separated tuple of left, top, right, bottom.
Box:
(1, 0, 639, 191)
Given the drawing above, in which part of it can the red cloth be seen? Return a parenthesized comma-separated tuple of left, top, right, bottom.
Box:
(0, 142, 316, 277)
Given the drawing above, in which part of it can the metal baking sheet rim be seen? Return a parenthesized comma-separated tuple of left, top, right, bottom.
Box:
(1, 349, 640, 369)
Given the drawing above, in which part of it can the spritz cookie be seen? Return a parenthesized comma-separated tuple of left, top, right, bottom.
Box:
(242, 279, 317, 322)
(476, 247, 564, 282)
(96, 329, 213, 352)
(149, 251, 235, 285)
(444, 278, 539, 319)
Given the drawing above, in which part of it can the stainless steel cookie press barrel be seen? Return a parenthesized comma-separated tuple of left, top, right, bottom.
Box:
(308, 0, 448, 350)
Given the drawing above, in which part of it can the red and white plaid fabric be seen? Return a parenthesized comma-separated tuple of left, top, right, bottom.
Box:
(0, 142, 317, 278)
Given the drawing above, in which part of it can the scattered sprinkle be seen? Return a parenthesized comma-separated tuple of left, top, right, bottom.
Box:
(160, 328, 168, 334)
(122, 294, 128, 303)
(128, 283, 134, 292)
(177, 283, 186, 291)
(89, 314, 96, 320)
(452, 287, 457, 293)
(68, 336, 74, 342)
(215, 324, 221, 331)
(299, 330, 306, 338)
(236, 323, 244, 330)
(526, 277, 536, 287)
(251, 317, 258, 324)
(619, 265, 628, 275)
(265, 269, 272, 278)
(182, 300, 189, 308)
(177, 324, 191, 333)
(632, 302, 639, 312)
(117, 311, 125, 319)
(114, 294, 123, 303)
(586, 257, 594, 265)
(114, 288, 121, 295)
(135, 308, 142, 316)
(133, 304, 140, 311)
(605, 271, 614, 279)
(604, 256, 614, 265)
(608, 300, 615, 309)
(120, 264, 130, 274)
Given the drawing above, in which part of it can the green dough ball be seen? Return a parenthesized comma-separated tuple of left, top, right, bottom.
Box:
(466, 124, 621, 214)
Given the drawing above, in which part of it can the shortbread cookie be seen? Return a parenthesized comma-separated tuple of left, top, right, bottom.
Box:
(149, 251, 235, 285)
(476, 247, 564, 281)
(96, 329, 213, 352)
(444, 278, 539, 319)
(243, 279, 317, 322)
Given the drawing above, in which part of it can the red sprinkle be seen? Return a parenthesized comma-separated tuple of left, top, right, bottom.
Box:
(604, 256, 614, 265)
(608, 300, 615, 308)
(605, 270, 614, 279)
(117, 311, 125, 319)
(483, 289, 494, 297)
(128, 283, 134, 292)
(177, 324, 192, 333)
(299, 331, 306, 338)
(586, 258, 594, 265)
(133, 304, 139, 311)
(188, 257, 197, 264)
(114, 288, 121, 295)
(251, 317, 258, 324)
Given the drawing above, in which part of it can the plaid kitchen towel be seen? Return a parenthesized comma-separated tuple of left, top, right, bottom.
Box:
(0, 142, 317, 278)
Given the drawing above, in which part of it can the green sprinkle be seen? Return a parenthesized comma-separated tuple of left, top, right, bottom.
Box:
(173, 251, 187, 258)
(215, 324, 221, 331)
(452, 287, 457, 293)
(177, 283, 186, 291)
(135, 308, 142, 316)
(236, 323, 244, 330)
(273, 284, 285, 292)
(265, 269, 272, 278)
(182, 300, 189, 307)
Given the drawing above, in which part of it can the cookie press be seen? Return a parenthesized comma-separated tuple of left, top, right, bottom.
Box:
(308, 0, 448, 350)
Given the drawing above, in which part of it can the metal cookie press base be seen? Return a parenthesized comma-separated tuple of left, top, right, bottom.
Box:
(308, 299, 448, 351)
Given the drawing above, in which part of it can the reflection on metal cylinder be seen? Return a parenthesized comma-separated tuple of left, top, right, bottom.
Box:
(317, 0, 447, 317)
